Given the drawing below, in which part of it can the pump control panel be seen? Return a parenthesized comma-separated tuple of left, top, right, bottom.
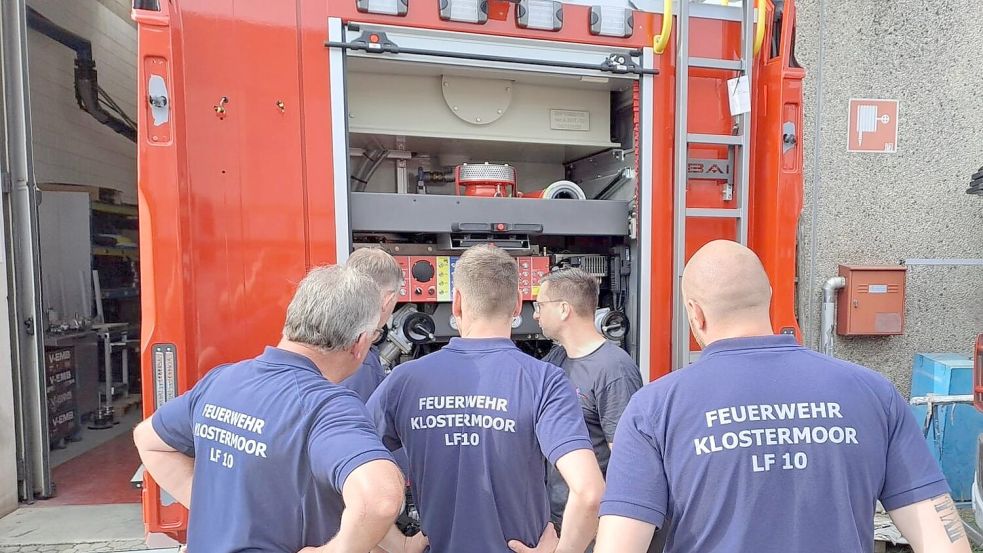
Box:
(394, 255, 549, 302)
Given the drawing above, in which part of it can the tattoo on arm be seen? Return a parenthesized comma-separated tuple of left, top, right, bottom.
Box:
(933, 494, 966, 544)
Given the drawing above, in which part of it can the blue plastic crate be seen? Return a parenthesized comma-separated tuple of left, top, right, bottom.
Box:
(909, 353, 983, 503)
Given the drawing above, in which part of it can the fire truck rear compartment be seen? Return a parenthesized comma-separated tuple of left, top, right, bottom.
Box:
(343, 54, 641, 364)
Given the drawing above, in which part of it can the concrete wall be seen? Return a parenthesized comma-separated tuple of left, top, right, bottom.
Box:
(795, 0, 983, 393)
(26, 0, 137, 203)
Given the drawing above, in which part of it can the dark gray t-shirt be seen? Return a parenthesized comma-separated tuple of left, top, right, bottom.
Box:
(543, 341, 643, 525)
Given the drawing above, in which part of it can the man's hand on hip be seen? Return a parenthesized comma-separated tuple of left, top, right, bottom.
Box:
(508, 522, 559, 553)
(404, 532, 429, 553)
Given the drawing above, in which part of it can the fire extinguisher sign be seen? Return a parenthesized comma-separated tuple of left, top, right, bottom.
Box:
(847, 99, 899, 153)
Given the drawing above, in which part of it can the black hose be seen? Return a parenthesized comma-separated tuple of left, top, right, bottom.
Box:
(27, 7, 136, 142)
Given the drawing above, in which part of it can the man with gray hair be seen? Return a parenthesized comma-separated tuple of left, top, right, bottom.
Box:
(134, 265, 411, 553)
(367, 244, 605, 553)
(533, 268, 642, 543)
(343, 248, 404, 402)
(344, 248, 419, 553)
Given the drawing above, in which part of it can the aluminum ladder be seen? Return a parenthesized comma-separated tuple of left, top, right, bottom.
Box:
(671, 0, 759, 369)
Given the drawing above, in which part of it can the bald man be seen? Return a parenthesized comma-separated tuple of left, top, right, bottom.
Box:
(594, 240, 970, 553)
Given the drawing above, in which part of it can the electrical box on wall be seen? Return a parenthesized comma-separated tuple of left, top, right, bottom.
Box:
(836, 265, 907, 336)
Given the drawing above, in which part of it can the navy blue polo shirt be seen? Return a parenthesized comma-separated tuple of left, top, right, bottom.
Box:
(340, 346, 411, 474)
(366, 337, 592, 553)
(152, 347, 394, 552)
(600, 335, 948, 553)
(340, 346, 386, 403)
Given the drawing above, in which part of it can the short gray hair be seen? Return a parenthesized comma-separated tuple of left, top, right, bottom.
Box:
(347, 248, 403, 293)
(452, 245, 518, 319)
(540, 267, 598, 317)
(282, 265, 381, 351)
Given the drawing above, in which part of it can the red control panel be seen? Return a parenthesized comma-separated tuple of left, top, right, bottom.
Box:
(518, 256, 550, 301)
(392, 255, 549, 302)
(408, 256, 438, 302)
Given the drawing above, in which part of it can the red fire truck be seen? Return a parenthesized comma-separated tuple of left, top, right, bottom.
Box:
(132, 0, 804, 540)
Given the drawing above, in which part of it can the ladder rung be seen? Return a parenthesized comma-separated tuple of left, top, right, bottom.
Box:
(686, 208, 741, 218)
(689, 57, 743, 71)
(688, 3, 745, 22)
(688, 133, 743, 145)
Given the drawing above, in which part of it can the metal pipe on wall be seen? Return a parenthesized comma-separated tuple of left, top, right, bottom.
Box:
(25, 7, 137, 142)
(820, 276, 846, 357)
(1, 0, 53, 500)
(0, 2, 32, 508)
(902, 258, 983, 267)
(803, 0, 829, 350)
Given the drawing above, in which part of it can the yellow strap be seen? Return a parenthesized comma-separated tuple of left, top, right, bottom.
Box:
(754, 0, 766, 56)
(653, 0, 672, 54)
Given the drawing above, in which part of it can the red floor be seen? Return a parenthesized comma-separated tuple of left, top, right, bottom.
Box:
(37, 432, 142, 506)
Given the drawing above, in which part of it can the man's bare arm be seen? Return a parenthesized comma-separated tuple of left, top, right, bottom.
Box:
(554, 449, 605, 553)
(510, 450, 602, 553)
(325, 460, 405, 552)
(133, 417, 194, 507)
(888, 493, 971, 553)
(593, 515, 657, 553)
(301, 459, 405, 553)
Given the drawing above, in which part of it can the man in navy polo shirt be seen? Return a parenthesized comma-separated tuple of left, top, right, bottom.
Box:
(343, 248, 403, 402)
(344, 247, 415, 549)
(367, 244, 605, 553)
(133, 266, 410, 553)
(594, 240, 970, 553)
